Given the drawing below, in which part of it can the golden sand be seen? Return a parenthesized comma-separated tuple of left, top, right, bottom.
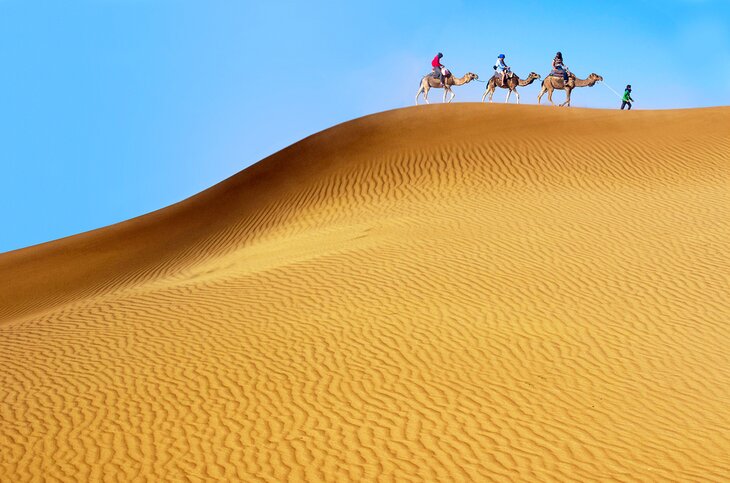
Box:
(1, 104, 729, 481)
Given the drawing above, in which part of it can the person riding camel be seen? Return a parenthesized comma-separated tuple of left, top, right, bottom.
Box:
(494, 54, 511, 87)
(432, 52, 447, 87)
(552, 52, 569, 83)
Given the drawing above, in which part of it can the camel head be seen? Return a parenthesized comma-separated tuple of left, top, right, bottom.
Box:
(465, 72, 479, 82)
(527, 72, 541, 81)
(589, 73, 604, 82)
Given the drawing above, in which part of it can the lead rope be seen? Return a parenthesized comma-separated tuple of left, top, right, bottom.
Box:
(600, 81, 624, 100)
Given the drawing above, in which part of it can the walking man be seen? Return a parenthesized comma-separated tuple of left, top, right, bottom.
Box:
(621, 85, 634, 110)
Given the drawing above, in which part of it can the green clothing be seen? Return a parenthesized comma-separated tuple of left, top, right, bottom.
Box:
(622, 90, 634, 102)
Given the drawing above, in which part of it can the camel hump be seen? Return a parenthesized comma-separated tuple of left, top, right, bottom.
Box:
(545, 73, 567, 87)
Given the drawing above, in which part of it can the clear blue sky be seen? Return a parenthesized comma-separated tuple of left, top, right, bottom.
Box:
(2, 0, 729, 253)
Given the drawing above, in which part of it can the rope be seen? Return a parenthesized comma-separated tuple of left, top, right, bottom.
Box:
(600, 81, 623, 100)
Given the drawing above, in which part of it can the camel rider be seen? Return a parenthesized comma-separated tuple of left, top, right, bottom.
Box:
(494, 54, 511, 87)
(552, 52, 569, 82)
(432, 52, 447, 86)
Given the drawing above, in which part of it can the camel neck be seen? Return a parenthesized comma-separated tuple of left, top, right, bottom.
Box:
(518, 76, 535, 87)
(574, 78, 596, 87)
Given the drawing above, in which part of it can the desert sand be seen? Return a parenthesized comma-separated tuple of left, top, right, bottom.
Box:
(1, 104, 729, 481)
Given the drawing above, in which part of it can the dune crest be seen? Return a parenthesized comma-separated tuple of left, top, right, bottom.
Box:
(2, 104, 729, 481)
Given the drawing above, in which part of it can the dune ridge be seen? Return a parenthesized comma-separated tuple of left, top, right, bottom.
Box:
(1, 104, 729, 481)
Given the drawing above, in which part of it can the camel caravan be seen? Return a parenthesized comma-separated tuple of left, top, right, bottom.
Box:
(416, 52, 604, 107)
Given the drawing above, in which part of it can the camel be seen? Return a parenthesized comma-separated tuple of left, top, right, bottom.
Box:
(481, 72, 541, 104)
(537, 73, 603, 107)
(415, 72, 479, 105)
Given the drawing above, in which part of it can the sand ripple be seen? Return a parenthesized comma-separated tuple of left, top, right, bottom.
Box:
(2, 105, 729, 481)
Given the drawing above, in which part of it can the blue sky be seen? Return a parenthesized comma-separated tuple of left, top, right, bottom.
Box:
(2, 0, 729, 253)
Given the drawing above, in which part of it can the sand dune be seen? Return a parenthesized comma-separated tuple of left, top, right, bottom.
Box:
(2, 104, 729, 481)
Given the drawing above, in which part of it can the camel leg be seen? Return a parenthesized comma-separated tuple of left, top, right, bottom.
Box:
(489, 88, 495, 103)
(443, 87, 447, 103)
(560, 88, 571, 107)
(415, 86, 423, 105)
(481, 89, 488, 103)
(505, 89, 511, 103)
(515, 89, 520, 104)
(547, 88, 555, 106)
(537, 86, 546, 105)
(423, 86, 430, 104)
(448, 88, 455, 103)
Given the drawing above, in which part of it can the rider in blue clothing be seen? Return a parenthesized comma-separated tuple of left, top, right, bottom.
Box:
(494, 54, 511, 86)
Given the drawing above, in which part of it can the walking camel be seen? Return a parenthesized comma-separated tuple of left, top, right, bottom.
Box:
(415, 72, 479, 105)
(481, 72, 541, 104)
(537, 73, 603, 107)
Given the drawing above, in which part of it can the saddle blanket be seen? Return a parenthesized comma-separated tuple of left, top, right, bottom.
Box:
(492, 72, 514, 87)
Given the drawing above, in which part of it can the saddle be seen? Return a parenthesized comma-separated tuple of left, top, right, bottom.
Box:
(492, 71, 514, 88)
(429, 69, 452, 85)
